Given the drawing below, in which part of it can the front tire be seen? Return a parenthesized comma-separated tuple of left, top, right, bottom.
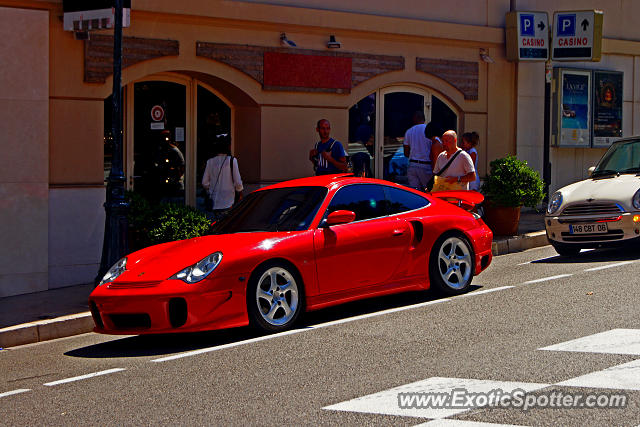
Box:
(429, 234, 475, 296)
(247, 262, 304, 332)
(551, 242, 581, 257)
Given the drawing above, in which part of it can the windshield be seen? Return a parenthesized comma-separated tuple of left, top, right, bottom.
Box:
(593, 139, 640, 177)
(210, 186, 328, 234)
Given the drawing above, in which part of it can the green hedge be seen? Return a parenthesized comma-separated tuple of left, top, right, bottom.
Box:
(127, 192, 211, 250)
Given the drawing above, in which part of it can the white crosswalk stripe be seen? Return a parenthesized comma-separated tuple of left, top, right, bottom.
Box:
(556, 359, 640, 391)
(323, 377, 548, 419)
(324, 328, 640, 423)
(539, 328, 640, 355)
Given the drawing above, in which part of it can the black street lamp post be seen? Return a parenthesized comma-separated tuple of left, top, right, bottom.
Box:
(96, 0, 129, 284)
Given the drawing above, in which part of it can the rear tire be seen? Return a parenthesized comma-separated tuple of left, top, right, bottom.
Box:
(551, 242, 581, 257)
(429, 233, 475, 296)
(247, 262, 304, 332)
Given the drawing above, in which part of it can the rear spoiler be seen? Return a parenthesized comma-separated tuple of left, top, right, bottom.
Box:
(429, 190, 484, 211)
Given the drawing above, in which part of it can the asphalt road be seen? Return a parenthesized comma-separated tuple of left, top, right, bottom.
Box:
(2, 245, 640, 426)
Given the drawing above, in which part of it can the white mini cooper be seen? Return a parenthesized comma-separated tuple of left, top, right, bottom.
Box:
(546, 136, 640, 256)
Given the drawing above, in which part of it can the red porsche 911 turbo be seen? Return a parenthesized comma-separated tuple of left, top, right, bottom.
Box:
(90, 174, 493, 334)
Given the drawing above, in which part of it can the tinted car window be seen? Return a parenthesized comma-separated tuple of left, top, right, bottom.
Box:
(211, 186, 327, 233)
(384, 186, 430, 215)
(326, 184, 387, 221)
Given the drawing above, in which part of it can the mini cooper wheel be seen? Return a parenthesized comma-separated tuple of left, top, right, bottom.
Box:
(247, 263, 304, 332)
(429, 234, 474, 296)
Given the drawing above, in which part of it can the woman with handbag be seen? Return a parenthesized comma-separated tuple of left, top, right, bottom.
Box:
(202, 134, 244, 221)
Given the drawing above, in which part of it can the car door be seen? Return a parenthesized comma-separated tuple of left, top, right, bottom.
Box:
(313, 184, 412, 295)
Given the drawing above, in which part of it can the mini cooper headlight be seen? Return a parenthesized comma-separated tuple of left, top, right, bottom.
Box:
(170, 252, 223, 284)
(633, 189, 640, 209)
(547, 192, 563, 215)
(99, 257, 127, 286)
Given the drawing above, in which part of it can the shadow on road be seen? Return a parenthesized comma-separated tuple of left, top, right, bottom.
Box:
(531, 247, 640, 264)
(65, 285, 481, 359)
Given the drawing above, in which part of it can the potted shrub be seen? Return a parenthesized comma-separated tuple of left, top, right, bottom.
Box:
(481, 155, 544, 236)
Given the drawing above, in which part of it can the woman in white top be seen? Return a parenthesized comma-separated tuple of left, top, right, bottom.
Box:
(202, 135, 243, 220)
(461, 131, 481, 191)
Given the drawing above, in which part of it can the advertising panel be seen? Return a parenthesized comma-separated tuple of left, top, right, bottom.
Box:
(559, 69, 591, 147)
(592, 71, 623, 147)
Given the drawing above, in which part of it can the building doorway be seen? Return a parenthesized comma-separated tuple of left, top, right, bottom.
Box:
(105, 73, 232, 210)
(132, 80, 187, 204)
(348, 85, 458, 185)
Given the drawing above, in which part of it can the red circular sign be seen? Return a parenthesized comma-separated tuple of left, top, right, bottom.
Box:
(151, 105, 164, 122)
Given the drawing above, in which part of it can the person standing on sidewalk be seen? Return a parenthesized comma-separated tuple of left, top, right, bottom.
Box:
(202, 134, 244, 221)
(309, 119, 347, 175)
(403, 110, 433, 190)
(461, 131, 481, 191)
(425, 121, 444, 166)
(432, 130, 476, 191)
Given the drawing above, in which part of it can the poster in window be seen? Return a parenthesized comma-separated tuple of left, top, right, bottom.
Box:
(593, 71, 623, 147)
(559, 69, 591, 147)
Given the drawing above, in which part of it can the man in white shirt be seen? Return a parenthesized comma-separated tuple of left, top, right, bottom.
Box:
(403, 110, 433, 190)
(433, 130, 476, 190)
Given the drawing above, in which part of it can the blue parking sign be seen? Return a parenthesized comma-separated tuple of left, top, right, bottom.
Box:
(520, 14, 535, 36)
(557, 14, 575, 37)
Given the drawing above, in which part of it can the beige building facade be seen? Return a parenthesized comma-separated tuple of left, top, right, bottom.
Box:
(1, 0, 639, 297)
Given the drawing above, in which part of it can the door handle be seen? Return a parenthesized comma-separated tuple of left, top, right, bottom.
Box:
(392, 229, 405, 236)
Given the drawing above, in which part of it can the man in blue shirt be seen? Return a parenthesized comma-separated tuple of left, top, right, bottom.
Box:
(309, 119, 347, 175)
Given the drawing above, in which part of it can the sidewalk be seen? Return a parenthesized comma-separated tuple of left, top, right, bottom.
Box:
(0, 210, 548, 348)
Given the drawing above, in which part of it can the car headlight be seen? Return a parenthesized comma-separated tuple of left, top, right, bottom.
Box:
(170, 252, 223, 284)
(99, 257, 127, 286)
(633, 189, 640, 209)
(547, 192, 563, 215)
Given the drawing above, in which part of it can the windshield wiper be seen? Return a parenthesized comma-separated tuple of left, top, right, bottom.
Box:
(619, 167, 640, 174)
(591, 169, 619, 178)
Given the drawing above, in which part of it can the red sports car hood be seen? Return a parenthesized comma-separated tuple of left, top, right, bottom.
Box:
(115, 232, 297, 282)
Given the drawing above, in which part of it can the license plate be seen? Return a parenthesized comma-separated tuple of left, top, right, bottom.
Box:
(569, 223, 608, 234)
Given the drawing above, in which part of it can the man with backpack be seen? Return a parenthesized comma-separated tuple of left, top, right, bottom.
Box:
(309, 119, 348, 175)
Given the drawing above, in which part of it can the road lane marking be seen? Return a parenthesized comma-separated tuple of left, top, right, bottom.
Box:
(521, 274, 572, 284)
(310, 299, 450, 329)
(151, 287, 521, 363)
(153, 299, 451, 362)
(539, 329, 640, 356)
(524, 248, 596, 265)
(0, 389, 30, 398)
(151, 329, 309, 362)
(153, 287, 523, 363)
(453, 286, 514, 298)
(323, 377, 549, 419)
(43, 368, 126, 386)
(556, 359, 640, 391)
(584, 261, 634, 272)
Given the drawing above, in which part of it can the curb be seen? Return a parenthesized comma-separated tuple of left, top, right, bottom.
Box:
(492, 231, 549, 256)
(0, 312, 93, 349)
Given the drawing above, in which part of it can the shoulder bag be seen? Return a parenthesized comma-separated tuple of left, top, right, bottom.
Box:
(426, 149, 462, 192)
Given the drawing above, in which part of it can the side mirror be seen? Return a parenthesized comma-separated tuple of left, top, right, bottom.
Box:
(325, 210, 356, 226)
(587, 166, 596, 177)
